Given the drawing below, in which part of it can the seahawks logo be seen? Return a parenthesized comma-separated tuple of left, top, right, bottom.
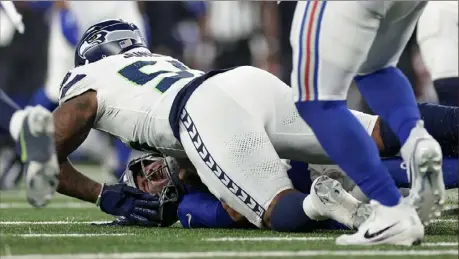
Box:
(86, 31, 107, 44)
(78, 31, 108, 57)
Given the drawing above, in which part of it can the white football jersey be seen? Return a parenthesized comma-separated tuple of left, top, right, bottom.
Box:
(59, 48, 204, 157)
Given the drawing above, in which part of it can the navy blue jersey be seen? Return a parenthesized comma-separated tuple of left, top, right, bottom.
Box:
(177, 157, 458, 229)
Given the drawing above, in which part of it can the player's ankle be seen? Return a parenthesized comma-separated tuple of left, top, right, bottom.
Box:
(267, 190, 312, 232)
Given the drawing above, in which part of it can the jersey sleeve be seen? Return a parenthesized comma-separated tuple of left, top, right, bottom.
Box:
(58, 69, 94, 104)
(178, 192, 237, 229)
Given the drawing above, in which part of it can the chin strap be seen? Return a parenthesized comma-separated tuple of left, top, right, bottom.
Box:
(95, 183, 105, 207)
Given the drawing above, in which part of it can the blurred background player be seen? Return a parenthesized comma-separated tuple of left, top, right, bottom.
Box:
(0, 2, 59, 208)
(28, 1, 147, 179)
(417, 1, 458, 107)
(290, 1, 443, 246)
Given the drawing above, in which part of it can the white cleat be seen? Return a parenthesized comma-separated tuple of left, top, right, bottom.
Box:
(305, 175, 371, 229)
(336, 199, 424, 246)
(19, 106, 59, 208)
(400, 120, 445, 225)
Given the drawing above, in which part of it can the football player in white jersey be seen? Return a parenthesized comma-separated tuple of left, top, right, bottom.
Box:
(417, 1, 458, 107)
(52, 19, 381, 232)
(32, 1, 147, 178)
(54, 20, 434, 244)
(289, 1, 444, 245)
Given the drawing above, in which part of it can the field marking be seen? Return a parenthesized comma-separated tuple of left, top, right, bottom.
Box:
(204, 237, 333, 242)
(1, 250, 457, 259)
(204, 238, 459, 247)
(0, 221, 110, 225)
(422, 242, 458, 247)
(0, 202, 93, 209)
(11, 233, 134, 238)
(430, 219, 458, 223)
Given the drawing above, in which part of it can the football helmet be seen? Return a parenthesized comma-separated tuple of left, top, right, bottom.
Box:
(122, 153, 186, 227)
(74, 19, 146, 67)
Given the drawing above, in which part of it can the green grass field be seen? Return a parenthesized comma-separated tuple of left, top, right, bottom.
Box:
(0, 165, 457, 259)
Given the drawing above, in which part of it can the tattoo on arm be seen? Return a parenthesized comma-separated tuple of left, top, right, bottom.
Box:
(53, 91, 101, 203)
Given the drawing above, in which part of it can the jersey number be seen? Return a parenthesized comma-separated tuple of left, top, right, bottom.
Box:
(118, 60, 194, 93)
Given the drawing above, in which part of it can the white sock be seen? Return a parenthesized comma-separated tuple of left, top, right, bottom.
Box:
(9, 109, 26, 141)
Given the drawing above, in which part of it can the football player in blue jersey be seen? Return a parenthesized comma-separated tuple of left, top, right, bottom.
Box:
(53, 19, 455, 244)
(108, 102, 458, 229)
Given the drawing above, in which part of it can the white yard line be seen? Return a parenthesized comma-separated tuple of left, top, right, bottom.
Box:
(422, 242, 458, 247)
(0, 221, 110, 225)
(430, 219, 458, 223)
(1, 250, 457, 259)
(204, 237, 333, 242)
(11, 233, 134, 237)
(0, 202, 93, 209)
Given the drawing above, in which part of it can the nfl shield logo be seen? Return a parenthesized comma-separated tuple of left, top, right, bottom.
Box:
(119, 39, 132, 48)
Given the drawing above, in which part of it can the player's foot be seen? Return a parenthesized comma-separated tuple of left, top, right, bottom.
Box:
(400, 120, 445, 225)
(305, 175, 371, 229)
(19, 106, 59, 208)
(336, 199, 424, 246)
(0, 145, 23, 190)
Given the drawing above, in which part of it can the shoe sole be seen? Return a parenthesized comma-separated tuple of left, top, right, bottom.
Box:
(313, 176, 363, 228)
(23, 110, 59, 208)
(410, 139, 445, 225)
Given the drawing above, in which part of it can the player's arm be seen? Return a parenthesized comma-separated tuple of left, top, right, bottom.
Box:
(53, 91, 101, 202)
(178, 191, 252, 229)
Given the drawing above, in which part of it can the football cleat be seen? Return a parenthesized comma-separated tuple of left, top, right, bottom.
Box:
(336, 199, 424, 246)
(19, 106, 59, 208)
(400, 120, 445, 225)
(305, 175, 371, 229)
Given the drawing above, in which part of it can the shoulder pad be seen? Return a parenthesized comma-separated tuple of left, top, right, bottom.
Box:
(58, 69, 90, 104)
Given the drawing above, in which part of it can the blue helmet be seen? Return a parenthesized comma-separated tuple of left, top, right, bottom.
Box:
(74, 19, 146, 67)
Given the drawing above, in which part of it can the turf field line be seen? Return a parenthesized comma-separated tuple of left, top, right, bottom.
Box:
(0, 221, 110, 225)
(204, 237, 334, 242)
(0, 202, 93, 209)
(203, 237, 459, 245)
(9, 233, 134, 237)
(1, 250, 457, 259)
(422, 242, 458, 247)
(430, 219, 458, 223)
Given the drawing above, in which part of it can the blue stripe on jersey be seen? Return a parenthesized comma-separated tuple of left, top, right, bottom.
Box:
(296, 1, 311, 102)
(313, 2, 327, 100)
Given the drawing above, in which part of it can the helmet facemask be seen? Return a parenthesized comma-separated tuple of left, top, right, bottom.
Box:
(122, 154, 186, 226)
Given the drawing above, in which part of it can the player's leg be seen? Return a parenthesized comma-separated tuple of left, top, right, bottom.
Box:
(178, 69, 366, 232)
(380, 103, 458, 158)
(417, 1, 458, 107)
(291, 1, 401, 206)
(290, 1, 424, 246)
(0, 90, 59, 207)
(354, 2, 445, 225)
(382, 158, 458, 190)
(0, 89, 20, 136)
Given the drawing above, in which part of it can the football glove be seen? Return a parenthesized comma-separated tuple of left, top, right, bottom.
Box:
(97, 183, 162, 226)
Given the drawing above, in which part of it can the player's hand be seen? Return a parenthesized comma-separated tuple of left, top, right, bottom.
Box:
(59, 9, 79, 47)
(98, 183, 162, 226)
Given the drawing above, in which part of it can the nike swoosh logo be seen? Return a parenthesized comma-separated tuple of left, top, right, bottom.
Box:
(186, 214, 192, 228)
(364, 223, 398, 239)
